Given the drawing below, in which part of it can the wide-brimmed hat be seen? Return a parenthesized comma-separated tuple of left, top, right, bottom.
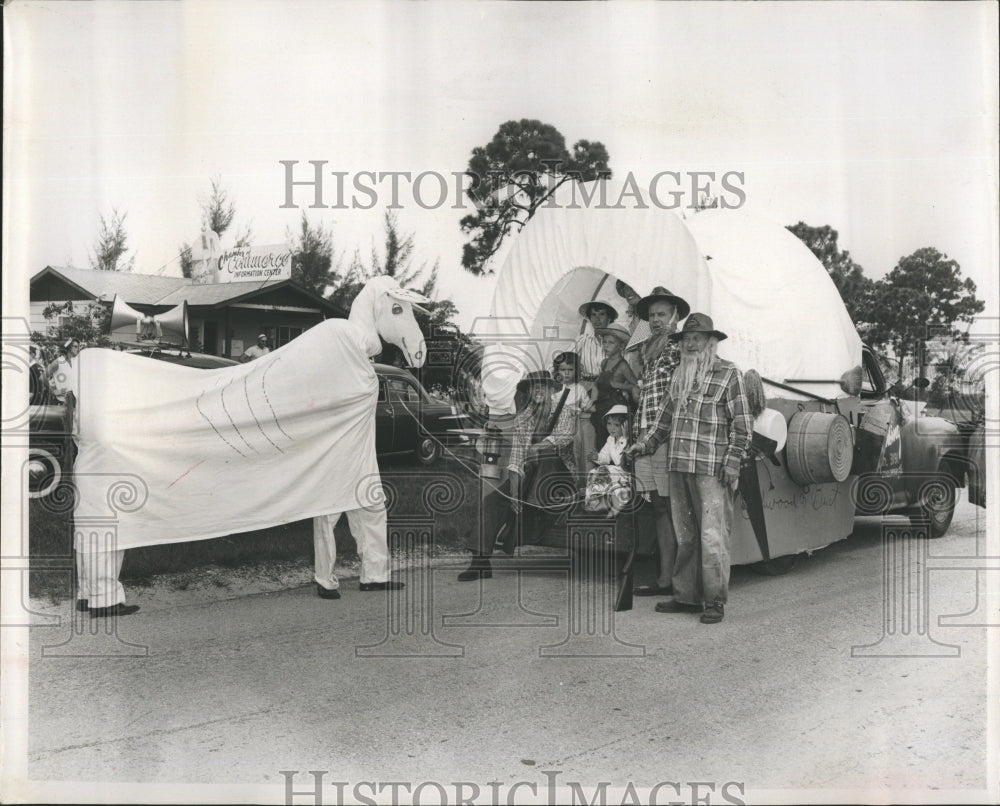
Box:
(517, 370, 562, 394)
(668, 312, 727, 342)
(595, 322, 631, 343)
(604, 404, 630, 419)
(635, 286, 691, 321)
(577, 300, 619, 322)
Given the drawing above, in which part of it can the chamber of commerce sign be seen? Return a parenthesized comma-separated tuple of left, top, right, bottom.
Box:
(216, 245, 293, 282)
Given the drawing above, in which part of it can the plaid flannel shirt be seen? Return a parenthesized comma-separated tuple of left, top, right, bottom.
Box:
(635, 340, 680, 438)
(506, 399, 577, 476)
(650, 358, 752, 478)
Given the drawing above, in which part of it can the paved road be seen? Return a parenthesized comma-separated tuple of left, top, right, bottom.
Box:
(25, 500, 994, 801)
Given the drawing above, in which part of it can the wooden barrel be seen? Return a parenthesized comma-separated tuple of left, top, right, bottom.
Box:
(785, 411, 854, 486)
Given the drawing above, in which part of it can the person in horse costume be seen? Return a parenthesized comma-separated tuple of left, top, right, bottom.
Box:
(71, 276, 429, 616)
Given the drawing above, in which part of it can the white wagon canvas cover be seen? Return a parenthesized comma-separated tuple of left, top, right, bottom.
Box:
(476, 181, 864, 563)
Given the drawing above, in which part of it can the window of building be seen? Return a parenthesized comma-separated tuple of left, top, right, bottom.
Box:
(276, 326, 303, 348)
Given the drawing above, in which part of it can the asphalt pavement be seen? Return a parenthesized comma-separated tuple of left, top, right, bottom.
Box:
(21, 499, 995, 803)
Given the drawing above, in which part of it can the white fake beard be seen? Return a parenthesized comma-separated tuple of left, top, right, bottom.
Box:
(670, 341, 718, 411)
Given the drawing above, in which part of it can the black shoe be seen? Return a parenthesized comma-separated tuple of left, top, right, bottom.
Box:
(90, 603, 140, 618)
(654, 599, 703, 614)
(316, 584, 341, 600)
(76, 599, 89, 612)
(700, 604, 724, 624)
(457, 563, 493, 581)
(633, 584, 672, 597)
(359, 580, 405, 591)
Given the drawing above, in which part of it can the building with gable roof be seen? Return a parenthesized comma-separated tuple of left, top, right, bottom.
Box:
(30, 266, 346, 358)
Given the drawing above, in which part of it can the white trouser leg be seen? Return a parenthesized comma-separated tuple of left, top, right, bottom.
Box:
(75, 549, 89, 602)
(345, 504, 389, 585)
(313, 514, 343, 590)
(80, 549, 126, 609)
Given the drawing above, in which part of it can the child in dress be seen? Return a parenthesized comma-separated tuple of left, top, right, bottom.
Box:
(584, 405, 633, 516)
(553, 351, 596, 483)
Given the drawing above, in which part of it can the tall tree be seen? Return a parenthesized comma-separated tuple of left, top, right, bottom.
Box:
(288, 212, 340, 297)
(178, 243, 194, 279)
(90, 208, 135, 272)
(867, 247, 984, 382)
(459, 119, 611, 274)
(232, 221, 254, 248)
(179, 176, 249, 278)
(200, 176, 236, 237)
(787, 222, 874, 326)
(330, 212, 461, 361)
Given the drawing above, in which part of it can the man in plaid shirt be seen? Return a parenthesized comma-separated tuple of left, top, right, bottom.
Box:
(629, 286, 690, 596)
(632, 313, 752, 624)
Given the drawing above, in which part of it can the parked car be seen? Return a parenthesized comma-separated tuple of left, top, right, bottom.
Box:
(373, 363, 470, 465)
(27, 352, 467, 498)
(840, 345, 984, 537)
(123, 345, 241, 369)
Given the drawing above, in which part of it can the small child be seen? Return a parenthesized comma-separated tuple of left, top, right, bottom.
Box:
(591, 320, 640, 445)
(584, 405, 633, 516)
(574, 301, 619, 379)
(552, 351, 594, 412)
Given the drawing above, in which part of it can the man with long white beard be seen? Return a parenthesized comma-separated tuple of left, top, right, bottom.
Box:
(630, 313, 752, 624)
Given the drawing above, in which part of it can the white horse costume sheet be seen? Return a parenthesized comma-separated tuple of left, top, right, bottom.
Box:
(73, 319, 381, 549)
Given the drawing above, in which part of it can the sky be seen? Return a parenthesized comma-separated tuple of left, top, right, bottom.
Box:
(4, 1, 998, 331)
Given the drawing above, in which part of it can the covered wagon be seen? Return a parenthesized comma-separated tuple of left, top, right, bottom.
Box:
(466, 181, 976, 568)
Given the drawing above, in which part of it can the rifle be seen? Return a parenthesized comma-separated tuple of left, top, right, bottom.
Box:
(614, 410, 636, 612)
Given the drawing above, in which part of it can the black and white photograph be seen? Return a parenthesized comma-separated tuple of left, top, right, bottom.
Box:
(2, 2, 998, 804)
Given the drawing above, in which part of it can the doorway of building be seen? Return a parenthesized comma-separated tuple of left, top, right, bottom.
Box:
(203, 321, 219, 355)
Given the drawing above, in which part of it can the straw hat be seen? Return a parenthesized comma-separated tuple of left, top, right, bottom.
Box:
(595, 322, 631, 343)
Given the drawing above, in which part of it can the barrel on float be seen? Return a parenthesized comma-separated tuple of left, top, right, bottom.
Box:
(785, 411, 854, 487)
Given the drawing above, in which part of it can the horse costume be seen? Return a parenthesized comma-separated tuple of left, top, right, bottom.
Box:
(72, 276, 429, 610)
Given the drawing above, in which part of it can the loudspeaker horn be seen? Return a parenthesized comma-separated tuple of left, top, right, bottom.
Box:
(109, 296, 189, 347)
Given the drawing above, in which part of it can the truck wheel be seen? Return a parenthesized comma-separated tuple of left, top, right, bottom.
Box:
(749, 555, 799, 576)
(415, 436, 442, 466)
(910, 474, 956, 538)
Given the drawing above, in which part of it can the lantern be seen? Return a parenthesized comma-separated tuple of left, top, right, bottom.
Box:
(479, 426, 502, 480)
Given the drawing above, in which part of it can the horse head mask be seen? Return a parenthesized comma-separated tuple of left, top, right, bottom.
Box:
(350, 276, 430, 368)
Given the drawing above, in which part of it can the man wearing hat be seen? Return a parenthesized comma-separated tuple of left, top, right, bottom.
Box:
(574, 300, 619, 379)
(633, 313, 752, 624)
(629, 286, 690, 596)
(241, 333, 271, 363)
(457, 369, 577, 580)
